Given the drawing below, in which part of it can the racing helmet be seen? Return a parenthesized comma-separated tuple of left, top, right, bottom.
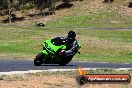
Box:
(67, 31, 76, 41)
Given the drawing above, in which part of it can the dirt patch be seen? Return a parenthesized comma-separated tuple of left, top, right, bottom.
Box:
(0, 74, 131, 88)
(118, 6, 132, 16)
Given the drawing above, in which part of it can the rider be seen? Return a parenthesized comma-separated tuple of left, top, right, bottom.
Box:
(58, 31, 79, 57)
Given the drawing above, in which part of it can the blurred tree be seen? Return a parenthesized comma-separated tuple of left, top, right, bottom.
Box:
(34, 0, 56, 15)
(0, 0, 20, 23)
(102, 0, 114, 3)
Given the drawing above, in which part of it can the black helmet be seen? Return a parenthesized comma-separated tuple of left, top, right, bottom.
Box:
(68, 31, 76, 40)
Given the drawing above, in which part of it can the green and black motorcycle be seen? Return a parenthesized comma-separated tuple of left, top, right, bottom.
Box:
(34, 37, 81, 66)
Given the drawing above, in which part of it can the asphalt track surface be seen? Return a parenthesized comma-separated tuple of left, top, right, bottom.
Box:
(0, 59, 132, 72)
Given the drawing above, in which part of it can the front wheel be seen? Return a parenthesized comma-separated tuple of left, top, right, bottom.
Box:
(34, 53, 44, 66)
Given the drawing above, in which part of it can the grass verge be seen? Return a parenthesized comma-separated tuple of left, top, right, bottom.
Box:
(0, 25, 132, 63)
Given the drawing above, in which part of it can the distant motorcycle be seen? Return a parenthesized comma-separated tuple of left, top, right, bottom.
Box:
(34, 37, 81, 66)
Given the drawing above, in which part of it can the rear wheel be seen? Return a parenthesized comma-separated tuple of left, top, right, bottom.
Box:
(34, 53, 44, 66)
(59, 63, 66, 66)
(59, 56, 73, 66)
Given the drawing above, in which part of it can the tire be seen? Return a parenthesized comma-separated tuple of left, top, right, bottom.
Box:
(76, 76, 87, 85)
(65, 56, 72, 64)
(34, 53, 44, 66)
(59, 63, 66, 66)
(59, 56, 73, 66)
(34, 58, 41, 66)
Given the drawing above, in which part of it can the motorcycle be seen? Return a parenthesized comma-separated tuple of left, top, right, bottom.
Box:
(34, 37, 81, 66)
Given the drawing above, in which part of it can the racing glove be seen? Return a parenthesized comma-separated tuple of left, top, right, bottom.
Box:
(59, 50, 65, 55)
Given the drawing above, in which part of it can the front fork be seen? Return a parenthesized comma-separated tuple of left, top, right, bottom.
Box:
(41, 50, 49, 59)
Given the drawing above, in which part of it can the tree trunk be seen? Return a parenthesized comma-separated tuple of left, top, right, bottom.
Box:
(108, 0, 111, 3)
(7, 0, 12, 23)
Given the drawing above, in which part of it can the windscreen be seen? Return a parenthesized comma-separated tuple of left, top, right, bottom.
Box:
(51, 37, 65, 46)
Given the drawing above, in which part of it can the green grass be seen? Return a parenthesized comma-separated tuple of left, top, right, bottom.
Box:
(0, 0, 132, 64)
(73, 29, 132, 63)
(47, 12, 132, 28)
(75, 53, 132, 63)
(0, 25, 132, 63)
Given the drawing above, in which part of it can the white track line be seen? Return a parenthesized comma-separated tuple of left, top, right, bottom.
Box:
(0, 68, 132, 75)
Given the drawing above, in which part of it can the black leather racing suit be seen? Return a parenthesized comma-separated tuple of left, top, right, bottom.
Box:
(59, 36, 78, 56)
